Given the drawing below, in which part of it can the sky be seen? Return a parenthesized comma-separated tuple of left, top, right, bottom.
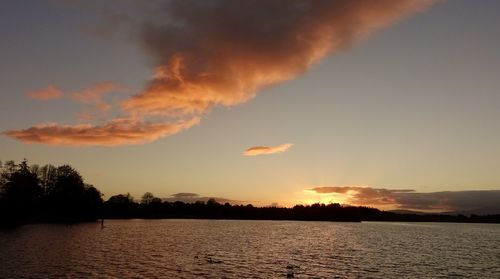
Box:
(1, 0, 500, 212)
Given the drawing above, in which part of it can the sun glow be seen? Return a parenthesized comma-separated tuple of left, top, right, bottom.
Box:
(297, 190, 350, 206)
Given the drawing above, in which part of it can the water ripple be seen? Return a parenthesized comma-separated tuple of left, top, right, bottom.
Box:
(0, 220, 499, 278)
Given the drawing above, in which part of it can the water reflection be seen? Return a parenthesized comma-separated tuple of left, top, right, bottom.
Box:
(0, 220, 499, 278)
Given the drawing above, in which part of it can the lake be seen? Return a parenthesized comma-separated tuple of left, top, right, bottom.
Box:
(1, 220, 499, 278)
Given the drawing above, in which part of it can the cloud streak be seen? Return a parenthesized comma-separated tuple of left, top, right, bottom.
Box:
(70, 81, 122, 113)
(25, 81, 124, 122)
(243, 143, 293, 156)
(308, 186, 500, 212)
(70, 81, 125, 121)
(26, 85, 63, 100)
(4, 117, 199, 147)
(6, 0, 436, 146)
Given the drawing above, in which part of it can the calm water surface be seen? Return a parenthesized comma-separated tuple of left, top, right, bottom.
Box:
(1, 220, 499, 278)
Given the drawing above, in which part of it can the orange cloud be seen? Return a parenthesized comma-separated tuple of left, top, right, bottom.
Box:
(71, 81, 119, 102)
(26, 82, 122, 121)
(6, 1, 437, 146)
(4, 117, 200, 147)
(308, 186, 500, 212)
(243, 143, 293, 156)
(309, 186, 413, 208)
(121, 0, 436, 118)
(26, 85, 63, 100)
(70, 81, 124, 121)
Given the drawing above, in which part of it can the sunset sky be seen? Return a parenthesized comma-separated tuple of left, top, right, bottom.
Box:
(1, 0, 500, 211)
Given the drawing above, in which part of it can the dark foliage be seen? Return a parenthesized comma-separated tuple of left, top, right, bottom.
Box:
(1, 159, 499, 228)
(0, 159, 103, 227)
(101, 196, 500, 224)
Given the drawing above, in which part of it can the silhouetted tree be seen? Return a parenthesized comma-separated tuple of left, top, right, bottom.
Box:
(206, 198, 217, 206)
(83, 184, 103, 217)
(2, 158, 499, 227)
(0, 160, 41, 219)
(108, 193, 134, 204)
(37, 164, 57, 195)
(0, 159, 103, 226)
(0, 160, 17, 190)
(105, 193, 136, 218)
(141, 192, 155, 205)
(41, 164, 102, 221)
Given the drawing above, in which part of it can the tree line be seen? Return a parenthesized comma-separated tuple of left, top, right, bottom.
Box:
(104, 193, 500, 224)
(1, 159, 499, 227)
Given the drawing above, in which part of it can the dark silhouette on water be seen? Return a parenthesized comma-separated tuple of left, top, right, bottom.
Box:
(1, 159, 499, 228)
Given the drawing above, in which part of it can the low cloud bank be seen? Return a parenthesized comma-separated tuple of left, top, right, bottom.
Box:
(309, 186, 500, 212)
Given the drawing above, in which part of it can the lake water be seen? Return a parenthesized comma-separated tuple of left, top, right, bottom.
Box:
(0, 220, 499, 278)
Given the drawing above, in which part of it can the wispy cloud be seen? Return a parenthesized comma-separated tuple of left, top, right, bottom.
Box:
(26, 81, 124, 122)
(243, 143, 293, 156)
(70, 81, 121, 113)
(308, 186, 500, 212)
(70, 81, 125, 121)
(7, 0, 437, 146)
(26, 85, 63, 100)
(4, 117, 199, 147)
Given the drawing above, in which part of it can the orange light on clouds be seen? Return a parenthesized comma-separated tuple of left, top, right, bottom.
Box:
(6, 0, 437, 147)
(243, 144, 294, 156)
(294, 189, 351, 206)
(4, 117, 200, 147)
(26, 85, 63, 100)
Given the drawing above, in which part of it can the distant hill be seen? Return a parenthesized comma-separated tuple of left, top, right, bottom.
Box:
(442, 207, 500, 216)
(389, 207, 500, 216)
(388, 209, 428, 215)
